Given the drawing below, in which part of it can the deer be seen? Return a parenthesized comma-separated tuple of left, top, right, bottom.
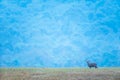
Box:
(86, 60, 98, 68)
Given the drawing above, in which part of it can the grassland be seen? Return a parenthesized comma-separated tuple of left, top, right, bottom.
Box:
(0, 68, 120, 80)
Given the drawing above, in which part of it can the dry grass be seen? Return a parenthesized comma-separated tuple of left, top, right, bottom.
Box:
(0, 68, 120, 80)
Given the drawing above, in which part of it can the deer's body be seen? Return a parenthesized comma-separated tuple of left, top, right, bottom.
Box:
(86, 61, 97, 68)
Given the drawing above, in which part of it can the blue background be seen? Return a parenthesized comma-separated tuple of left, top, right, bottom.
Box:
(0, 0, 120, 67)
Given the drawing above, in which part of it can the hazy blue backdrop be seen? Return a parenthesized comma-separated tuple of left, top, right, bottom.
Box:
(0, 0, 120, 67)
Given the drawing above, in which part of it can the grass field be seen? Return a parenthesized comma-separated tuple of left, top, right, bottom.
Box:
(0, 68, 120, 80)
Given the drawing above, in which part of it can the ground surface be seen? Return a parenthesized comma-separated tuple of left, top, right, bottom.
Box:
(0, 68, 120, 80)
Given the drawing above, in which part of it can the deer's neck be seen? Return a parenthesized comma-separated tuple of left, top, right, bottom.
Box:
(87, 62, 90, 65)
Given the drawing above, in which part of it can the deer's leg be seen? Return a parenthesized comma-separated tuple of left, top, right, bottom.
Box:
(95, 66, 97, 68)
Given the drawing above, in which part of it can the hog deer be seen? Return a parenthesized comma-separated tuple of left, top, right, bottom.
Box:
(86, 61, 97, 68)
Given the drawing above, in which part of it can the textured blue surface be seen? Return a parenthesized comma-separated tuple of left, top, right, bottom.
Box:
(0, 0, 120, 67)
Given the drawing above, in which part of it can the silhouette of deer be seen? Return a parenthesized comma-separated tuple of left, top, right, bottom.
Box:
(86, 61, 97, 68)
